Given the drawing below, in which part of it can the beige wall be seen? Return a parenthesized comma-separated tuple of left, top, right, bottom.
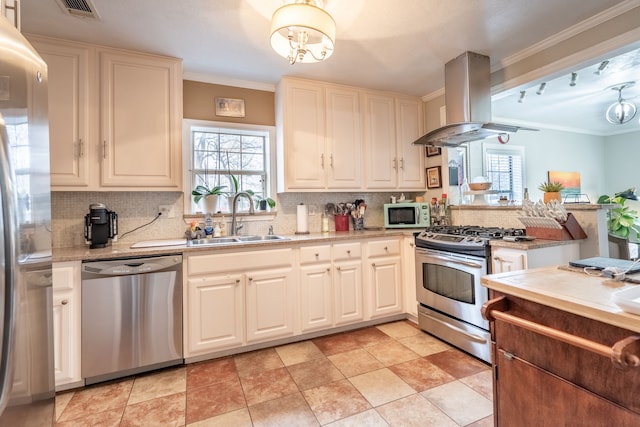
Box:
(183, 80, 275, 126)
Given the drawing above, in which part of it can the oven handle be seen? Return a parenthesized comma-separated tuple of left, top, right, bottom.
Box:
(425, 312, 488, 344)
(416, 249, 484, 269)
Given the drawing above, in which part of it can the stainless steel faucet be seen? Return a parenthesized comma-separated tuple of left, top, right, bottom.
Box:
(231, 191, 255, 235)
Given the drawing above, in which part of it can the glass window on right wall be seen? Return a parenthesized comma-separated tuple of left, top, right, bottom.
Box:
(483, 143, 525, 204)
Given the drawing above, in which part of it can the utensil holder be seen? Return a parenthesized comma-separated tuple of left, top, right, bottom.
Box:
(351, 216, 364, 231)
(334, 214, 349, 231)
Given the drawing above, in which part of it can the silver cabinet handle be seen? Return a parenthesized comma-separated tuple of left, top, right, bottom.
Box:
(330, 153, 334, 168)
(78, 139, 84, 158)
(400, 158, 404, 170)
(320, 153, 324, 168)
(392, 158, 398, 170)
(103, 140, 107, 159)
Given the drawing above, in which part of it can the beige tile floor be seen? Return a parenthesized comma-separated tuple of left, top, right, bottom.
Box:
(55, 320, 493, 426)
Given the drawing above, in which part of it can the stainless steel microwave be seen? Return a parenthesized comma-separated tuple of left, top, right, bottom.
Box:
(384, 202, 430, 228)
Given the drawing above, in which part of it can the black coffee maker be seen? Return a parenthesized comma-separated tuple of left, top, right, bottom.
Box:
(84, 203, 118, 248)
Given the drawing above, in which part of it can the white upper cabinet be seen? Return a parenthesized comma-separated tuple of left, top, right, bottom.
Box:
(30, 38, 91, 188)
(363, 92, 425, 190)
(28, 36, 182, 191)
(277, 78, 362, 191)
(100, 49, 182, 188)
(277, 77, 423, 192)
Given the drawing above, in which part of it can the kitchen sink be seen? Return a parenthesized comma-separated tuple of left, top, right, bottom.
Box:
(186, 235, 290, 247)
(234, 235, 289, 242)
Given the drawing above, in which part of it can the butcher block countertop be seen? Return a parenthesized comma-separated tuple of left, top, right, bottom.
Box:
(481, 266, 640, 333)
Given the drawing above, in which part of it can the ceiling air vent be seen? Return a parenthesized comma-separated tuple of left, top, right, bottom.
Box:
(54, 0, 100, 19)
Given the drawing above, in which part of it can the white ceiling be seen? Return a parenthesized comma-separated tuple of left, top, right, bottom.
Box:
(20, 0, 640, 136)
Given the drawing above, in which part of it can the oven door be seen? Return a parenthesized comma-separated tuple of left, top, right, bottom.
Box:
(415, 247, 488, 329)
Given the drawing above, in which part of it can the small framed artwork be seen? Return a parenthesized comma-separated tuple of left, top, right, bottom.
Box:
(426, 146, 441, 157)
(215, 97, 245, 117)
(426, 166, 442, 189)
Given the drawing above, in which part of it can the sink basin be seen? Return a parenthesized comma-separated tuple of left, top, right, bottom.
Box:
(234, 235, 289, 242)
(187, 237, 238, 246)
(187, 235, 290, 247)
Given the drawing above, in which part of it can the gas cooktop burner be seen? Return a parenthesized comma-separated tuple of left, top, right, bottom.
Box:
(423, 225, 525, 239)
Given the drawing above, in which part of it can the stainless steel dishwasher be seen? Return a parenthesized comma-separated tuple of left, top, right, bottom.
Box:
(81, 254, 183, 385)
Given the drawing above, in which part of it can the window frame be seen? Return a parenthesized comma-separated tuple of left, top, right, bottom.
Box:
(182, 119, 276, 215)
(482, 143, 525, 203)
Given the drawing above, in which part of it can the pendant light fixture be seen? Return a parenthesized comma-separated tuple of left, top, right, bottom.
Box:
(270, 0, 336, 65)
(605, 82, 637, 124)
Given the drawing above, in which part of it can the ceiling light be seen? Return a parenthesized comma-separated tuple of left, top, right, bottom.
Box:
(594, 60, 609, 76)
(517, 90, 526, 103)
(605, 82, 637, 124)
(270, 0, 336, 65)
(569, 72, 578, 87)
(536, 83, 546, 95)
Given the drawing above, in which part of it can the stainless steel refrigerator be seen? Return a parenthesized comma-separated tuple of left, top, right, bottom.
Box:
(0, 15, 54, 426)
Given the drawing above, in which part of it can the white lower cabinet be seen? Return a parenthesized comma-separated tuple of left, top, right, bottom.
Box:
(184, 248, 294, 357)
(52, 261, 82, 389)
(366, 238, 403, 318)
(187, 274, 244, 354)
(298, 242, 363, 333)
(402, 235, 418, 318)
(491, 243, 581, 274)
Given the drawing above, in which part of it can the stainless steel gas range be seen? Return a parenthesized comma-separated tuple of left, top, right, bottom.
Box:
(414, 225, 525, 363)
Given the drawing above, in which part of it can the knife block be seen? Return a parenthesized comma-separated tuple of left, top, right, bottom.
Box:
(525, 213, 587, 241)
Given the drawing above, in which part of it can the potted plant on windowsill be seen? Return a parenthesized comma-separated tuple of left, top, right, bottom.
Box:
(254, 195, 276, 211)
(192, 184, 227, 214)
(538, 181, 564, 203)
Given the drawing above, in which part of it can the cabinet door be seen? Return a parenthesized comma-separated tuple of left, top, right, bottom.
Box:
(368, 257, 403, 318)
(333, 260, 364, 325)
(495, 348, 640, 425)
(52, 261, 82, 388)
(363, 93, 397, 189)
(246, 267, 295, 343)
(491, 248, 527, 273)
(281, 80, 326, 189)
(396, 97, 425, 189)
(325, 87, 362, 189)
(402, 236, 418, 317)
(299, 264, 333, 332)
(33, 40, 91, 188)
(100, 49, 182, 188)
(186, 274, 244, 356)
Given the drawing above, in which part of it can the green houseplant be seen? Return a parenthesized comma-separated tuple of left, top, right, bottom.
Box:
(538, 181, 564, 203)
(598, 188, 640, 239)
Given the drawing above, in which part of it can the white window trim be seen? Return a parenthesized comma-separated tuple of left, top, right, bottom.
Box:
(482, 143, 526, 202)
(182, 119, 277, 215)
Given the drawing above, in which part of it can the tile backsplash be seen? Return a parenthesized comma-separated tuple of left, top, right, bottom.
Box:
(51, 191, 425, 248)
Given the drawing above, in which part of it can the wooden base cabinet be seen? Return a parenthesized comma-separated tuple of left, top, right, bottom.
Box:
(488, 293, 640, 425)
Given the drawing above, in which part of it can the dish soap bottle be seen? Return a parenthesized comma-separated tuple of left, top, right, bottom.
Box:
(204, 214, 213, 237)
(213, 222, 221, 237)
(321, 210, 329, 233)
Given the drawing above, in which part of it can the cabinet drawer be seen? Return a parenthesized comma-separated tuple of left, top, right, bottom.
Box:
(368, 239, 401, 257)
(52, 262, 80, 292)
(333, 242, 361, 261)
(299, 245, 331, 264)
(188, 248, 293, 275)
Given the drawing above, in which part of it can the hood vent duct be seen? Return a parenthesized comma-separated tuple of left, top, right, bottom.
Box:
(414, 51, 536, 147)
(55, 0, 100, 19)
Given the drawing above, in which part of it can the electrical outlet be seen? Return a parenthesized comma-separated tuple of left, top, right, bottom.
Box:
(158, 205, 175, 219)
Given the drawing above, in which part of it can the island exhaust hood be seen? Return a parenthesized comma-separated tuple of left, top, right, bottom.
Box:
(414, 51, 536, 147)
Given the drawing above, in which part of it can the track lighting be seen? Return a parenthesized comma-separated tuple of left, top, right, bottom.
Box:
(605, 82, 637, 124)
(536, 83, 546, 95)
(594, 60, 609, 76)
(569, 72, 578, 87)
(517, 90, 526, 103)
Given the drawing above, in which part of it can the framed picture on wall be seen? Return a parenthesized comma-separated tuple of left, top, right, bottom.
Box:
(215, 97, 245, 117)
(426, 166, 442, 189)
(426, 146, 441, 157)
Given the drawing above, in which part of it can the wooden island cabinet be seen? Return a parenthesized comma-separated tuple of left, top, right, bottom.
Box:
(482, 268, 640, 426)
